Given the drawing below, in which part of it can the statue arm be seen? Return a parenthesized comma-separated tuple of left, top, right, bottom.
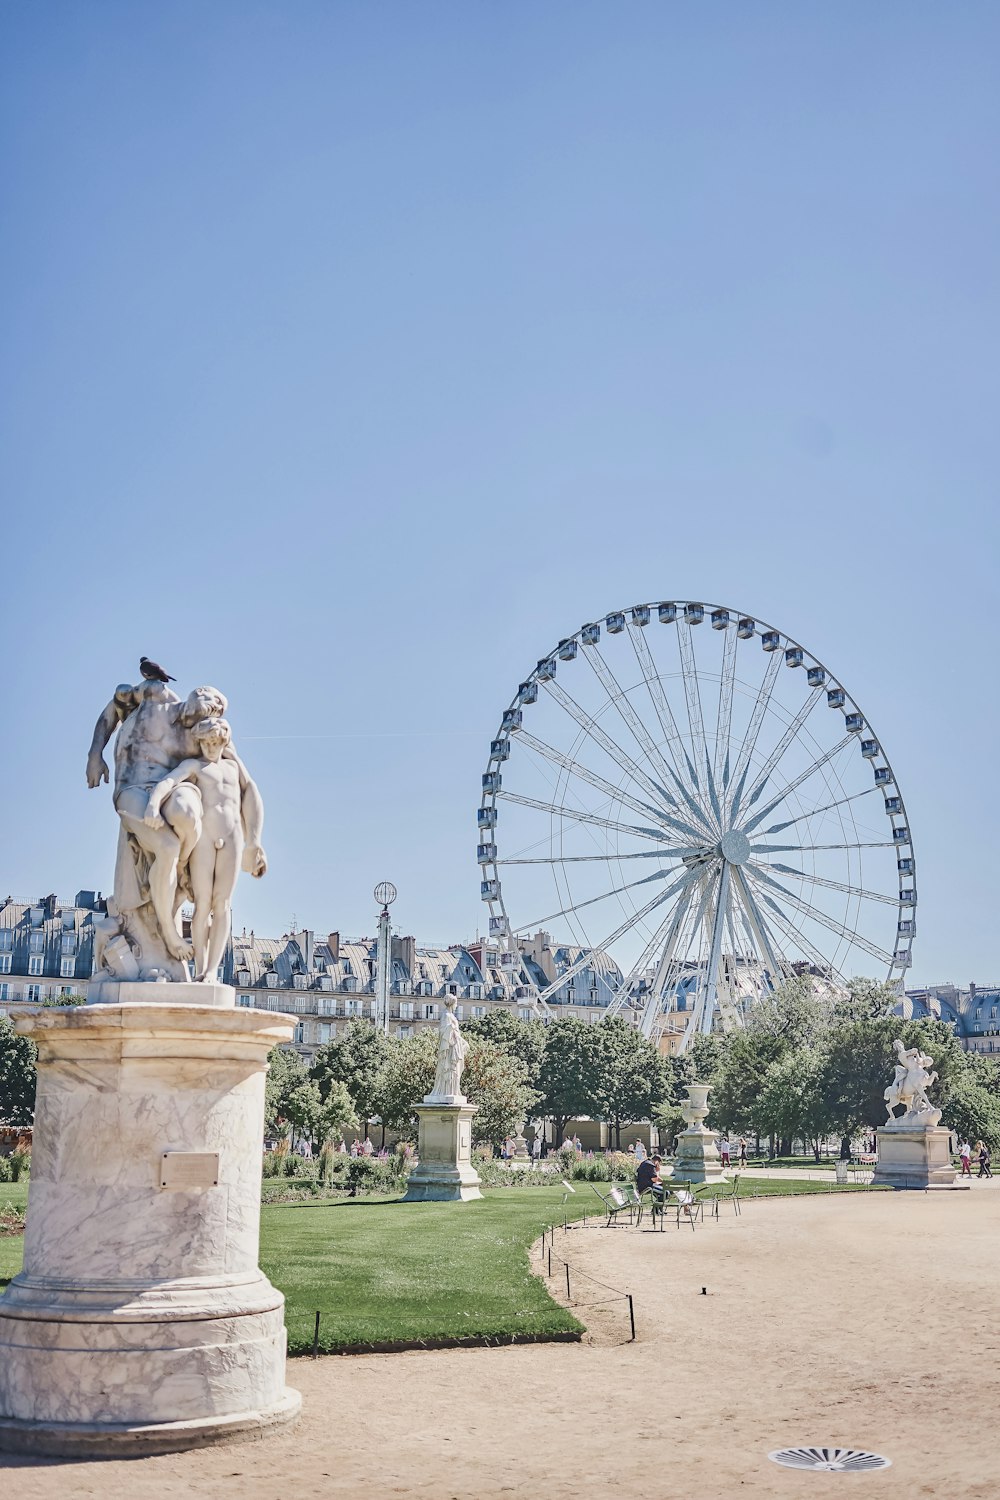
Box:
(225, 748, 266, 876)
(86, 688, 135, 788)
(144, 760, 199, 826)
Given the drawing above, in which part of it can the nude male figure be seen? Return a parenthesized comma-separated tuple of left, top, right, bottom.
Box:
(86, 679, 263, 970)
(145, 719, 266, 982)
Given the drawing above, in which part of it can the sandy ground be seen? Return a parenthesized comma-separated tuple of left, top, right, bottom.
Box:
(3, 1190, 998, 1500)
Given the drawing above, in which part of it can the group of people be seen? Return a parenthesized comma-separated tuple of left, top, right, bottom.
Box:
(958, 1139, 992, 1178)
(718, 1135, 748, 1168)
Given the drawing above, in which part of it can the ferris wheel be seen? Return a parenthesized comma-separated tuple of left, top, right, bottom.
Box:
(477, 602, 915, 1047)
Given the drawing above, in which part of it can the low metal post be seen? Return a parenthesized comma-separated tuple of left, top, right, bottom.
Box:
(565, 1262, 571, 1299)
(548, 1245, 552, 1277)
(312, 1310, 321, 1359)
(627, 1294, 635, 1341)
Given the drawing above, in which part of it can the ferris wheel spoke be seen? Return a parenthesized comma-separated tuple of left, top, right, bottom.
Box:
(714, 624, 738, 791)
(740, 734, 855, 835)
(729, 866, 786, 981)
(759, 861, 900, 906)
(519, 863, 680, 935)
(746, 864, 894, 967)
(751, 840, 897, 854)
(744, 878, 845, 981)
(731, 686, 825, 820)
(675, 870, 721, 1037)
(627, 625, 715, 828)
(635, 884, 699, 1034)
(698, 862, 732, 1033)
(725, 648, 783, 819)
(677, 619, 721, 826)
(496, 790, 676, 844)
(536, 872, 696, 998)
(761, 787, 877, 838)
(498, 850, 671, 866)
(578, 642, 715, 834)
(604, 874, 699, 1023)
(542, 678, 692, 824)
(517, 729, 706, 843)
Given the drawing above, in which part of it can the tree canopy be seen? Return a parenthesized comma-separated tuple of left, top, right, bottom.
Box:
(0, 1016, 37, 1127)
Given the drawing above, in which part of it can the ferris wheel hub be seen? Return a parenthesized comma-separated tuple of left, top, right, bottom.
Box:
(719, 829, 752, 866)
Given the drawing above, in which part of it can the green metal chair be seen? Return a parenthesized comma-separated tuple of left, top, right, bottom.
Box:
(711, 1173, 742, 1218)
(591, 1183, 636, 1227)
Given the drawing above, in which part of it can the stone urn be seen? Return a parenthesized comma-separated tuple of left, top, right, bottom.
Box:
(680, 1083, 712, 1129)
(673, 1081, 726, 1184)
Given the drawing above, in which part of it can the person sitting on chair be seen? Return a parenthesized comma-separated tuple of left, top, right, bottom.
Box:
(636, 1153, 661, 1197)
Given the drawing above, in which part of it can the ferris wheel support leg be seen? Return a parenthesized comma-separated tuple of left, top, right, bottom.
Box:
(700, 863, 732, 1035)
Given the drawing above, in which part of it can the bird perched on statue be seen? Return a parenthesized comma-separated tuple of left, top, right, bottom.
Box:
(139, 656, 176, 683)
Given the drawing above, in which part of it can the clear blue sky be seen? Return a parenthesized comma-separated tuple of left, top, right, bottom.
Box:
(1, 2, 997, 984)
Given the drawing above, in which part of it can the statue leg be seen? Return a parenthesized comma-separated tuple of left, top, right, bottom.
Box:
(194, 842, 239, 983)
(117, 808, 193, 963)
(186, 837, 216, 979)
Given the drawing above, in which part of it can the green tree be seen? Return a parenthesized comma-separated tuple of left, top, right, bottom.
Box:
(753, 1047, 834, 1158)
(463, 1037, 535, 1151)
(372, 1032, 437, 1143)
(462, 1010, 546, 1086)
(831, 977, 901, 1024)
(264, 1045, 308, 1135)
(310, 1020, 392, 1130)
(591, 1017, 666, 1149)
(651, 1102, 687, 1152)
(818, 1017, 967, 1150)
(283, 1079, 358, 1155)
(0, 1015, 37, 1126)
(535, 1018, 599, 1143)
(942, 1074, 1000, 1153)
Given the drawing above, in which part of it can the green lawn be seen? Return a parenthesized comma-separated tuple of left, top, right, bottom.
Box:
(0, 1176, 885, 1347)
(259, 1187, 587, 1354)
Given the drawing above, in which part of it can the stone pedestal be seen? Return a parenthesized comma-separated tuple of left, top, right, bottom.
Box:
(0, 998, 301, 1457)
(874, 1124, 956, 1189)
(403, 1102, 482, 1202)
(672, 1082, 726, 1185)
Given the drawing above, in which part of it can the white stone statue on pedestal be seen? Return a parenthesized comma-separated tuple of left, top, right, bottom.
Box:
(425, 998, 468, 1104)
(0, 661, 300, 1458)
(874, 1037, 954, 1189)
(404, 997, 481, 1202)
(883, 1039, 942, 1128)
(85, 669, 266, 994)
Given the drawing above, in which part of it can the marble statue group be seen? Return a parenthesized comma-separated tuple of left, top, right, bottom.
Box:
(884, 1038, 941, 1126)
(86, 673, 267, 985)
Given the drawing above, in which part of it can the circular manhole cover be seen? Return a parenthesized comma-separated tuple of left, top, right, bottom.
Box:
(769, 1447, 892, 1473)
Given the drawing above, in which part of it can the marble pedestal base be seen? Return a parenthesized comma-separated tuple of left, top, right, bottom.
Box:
(0, 997, 301, 1456)
(673, 1127, 727, 1185)
(86, 978, 234, 1008)
(874, 1124, 956, 1189)
(403, 1103, 482, 1202)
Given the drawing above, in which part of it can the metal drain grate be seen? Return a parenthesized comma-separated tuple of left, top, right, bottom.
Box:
(769, 1447, 892, 1473)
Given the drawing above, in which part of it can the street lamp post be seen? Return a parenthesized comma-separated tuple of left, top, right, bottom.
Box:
(373, 882, 397, 1033)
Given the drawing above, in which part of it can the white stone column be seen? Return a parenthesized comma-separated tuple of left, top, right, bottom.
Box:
(0, 1001, 301, 1457)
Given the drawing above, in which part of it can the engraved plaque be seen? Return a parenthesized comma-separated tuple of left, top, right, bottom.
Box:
(159, 1151, 220, 1190)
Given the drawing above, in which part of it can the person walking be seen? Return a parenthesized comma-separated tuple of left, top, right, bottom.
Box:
(959, 1140, 972, 1177)
(738, 1136, 748, 1167)
(720, 1135, 731, 1168)
(977, 1141, 992, 1179)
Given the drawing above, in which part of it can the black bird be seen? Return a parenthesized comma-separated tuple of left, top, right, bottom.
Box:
(139, 656, 176, 683)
